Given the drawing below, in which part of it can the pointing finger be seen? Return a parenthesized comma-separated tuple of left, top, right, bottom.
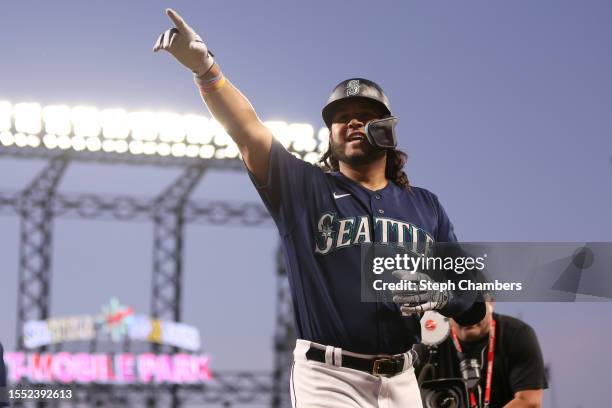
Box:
(166, 8, 189, 32)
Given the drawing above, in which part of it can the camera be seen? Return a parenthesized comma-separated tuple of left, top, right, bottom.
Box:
(420, 378, 470, 408)
(419, 357, 481, 408)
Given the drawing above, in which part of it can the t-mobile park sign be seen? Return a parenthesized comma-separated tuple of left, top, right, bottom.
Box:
(5, 298, 211, 385)
(4, 352, 211, 384)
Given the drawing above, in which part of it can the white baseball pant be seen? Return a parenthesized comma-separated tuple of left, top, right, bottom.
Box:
(290, 339, 424, 408)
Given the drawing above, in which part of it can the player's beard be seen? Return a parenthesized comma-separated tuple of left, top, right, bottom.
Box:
(330, 139, 386, 166)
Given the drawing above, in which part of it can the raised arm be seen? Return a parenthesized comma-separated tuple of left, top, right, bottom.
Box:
(153, 9, 272, 183)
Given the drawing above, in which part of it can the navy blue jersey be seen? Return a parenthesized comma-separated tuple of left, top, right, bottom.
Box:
(249, 139, 474, 355)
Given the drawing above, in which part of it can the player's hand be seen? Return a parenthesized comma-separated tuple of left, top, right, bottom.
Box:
(153, 9, 214, 76)
(391, 270, 452, 315)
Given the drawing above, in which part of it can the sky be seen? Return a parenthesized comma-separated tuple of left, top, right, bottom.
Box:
(1, 1, 612, 407)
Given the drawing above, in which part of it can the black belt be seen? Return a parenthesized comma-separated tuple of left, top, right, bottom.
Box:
(305, 347, 408, 377)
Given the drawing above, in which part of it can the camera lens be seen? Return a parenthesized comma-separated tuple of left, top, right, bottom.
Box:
(425, 389, 460, 408)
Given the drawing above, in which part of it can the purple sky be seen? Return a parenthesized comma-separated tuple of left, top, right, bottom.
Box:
(1, 1, 612, 406)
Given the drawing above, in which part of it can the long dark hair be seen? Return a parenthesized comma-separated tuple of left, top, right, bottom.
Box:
(318, 142, 412, 191)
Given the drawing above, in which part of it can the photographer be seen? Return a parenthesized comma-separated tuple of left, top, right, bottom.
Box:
(416, 300, 548, 408)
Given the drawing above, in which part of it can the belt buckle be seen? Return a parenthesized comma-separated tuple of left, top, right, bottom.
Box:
(372, 358, 393, 377)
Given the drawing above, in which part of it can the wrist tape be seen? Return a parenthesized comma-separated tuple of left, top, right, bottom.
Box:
(195, 69, 227, 94)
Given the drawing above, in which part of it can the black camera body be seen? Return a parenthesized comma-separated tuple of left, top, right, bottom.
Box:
(420, 378, 470, 408)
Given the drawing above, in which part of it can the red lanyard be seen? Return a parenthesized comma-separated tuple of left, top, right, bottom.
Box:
(450, 319, 496, 408)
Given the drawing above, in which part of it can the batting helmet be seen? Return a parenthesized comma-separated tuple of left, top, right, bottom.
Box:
(322, 78, 398, 149)
(322, 78, 392, 128)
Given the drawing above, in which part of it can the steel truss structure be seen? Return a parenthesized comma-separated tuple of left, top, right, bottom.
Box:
(0, 152, 295, 407)
(15, 156, 69, 350)
(271, 248, 295, 408)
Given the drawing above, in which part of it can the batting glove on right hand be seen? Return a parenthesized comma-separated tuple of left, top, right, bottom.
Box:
(391, 270, 452, 316)
(153, 9, 214, 76)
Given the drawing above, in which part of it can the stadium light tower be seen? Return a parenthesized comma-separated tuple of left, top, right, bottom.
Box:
(0, 99, 311, 407)
(0, 100, 329, 167)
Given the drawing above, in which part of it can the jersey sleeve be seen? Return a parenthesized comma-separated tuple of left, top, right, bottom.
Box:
(246, 138, 318, 236)
(429, 193, 487, 325)
(506, 324, 549, 392)
(431, 192, 458, 243)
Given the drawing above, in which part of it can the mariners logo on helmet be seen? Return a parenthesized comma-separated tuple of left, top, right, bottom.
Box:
(346, 80, 361, 96)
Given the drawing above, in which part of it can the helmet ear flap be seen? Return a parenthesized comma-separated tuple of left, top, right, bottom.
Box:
(365, 116, 398, 149)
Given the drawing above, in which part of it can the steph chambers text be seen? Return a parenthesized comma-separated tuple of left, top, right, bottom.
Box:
(373, 279, 523, 292)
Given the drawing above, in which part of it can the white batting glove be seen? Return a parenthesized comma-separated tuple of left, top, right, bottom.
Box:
(153, 9, 215, 76)
(391, 270, 452, 316)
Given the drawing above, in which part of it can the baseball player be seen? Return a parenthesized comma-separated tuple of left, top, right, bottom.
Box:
(154, 9, 485, 407)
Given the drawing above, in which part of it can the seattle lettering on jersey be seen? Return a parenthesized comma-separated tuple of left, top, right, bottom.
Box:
(314, 212, 435, 255)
